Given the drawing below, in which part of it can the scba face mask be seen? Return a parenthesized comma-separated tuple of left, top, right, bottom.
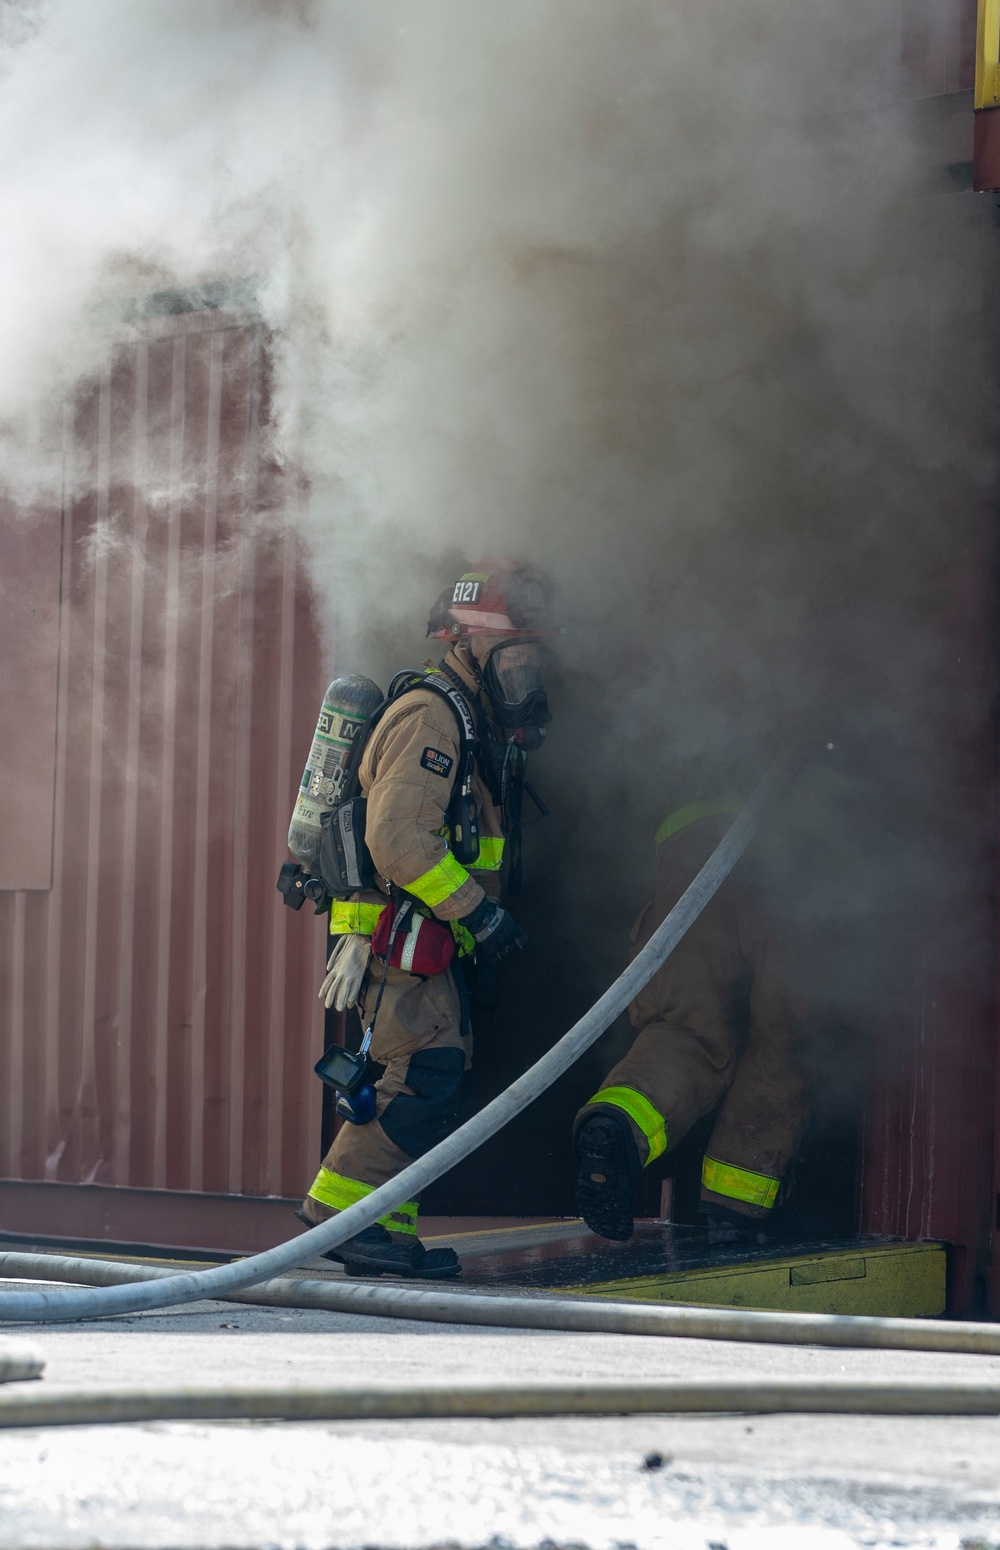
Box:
(482, 640, 551, 733)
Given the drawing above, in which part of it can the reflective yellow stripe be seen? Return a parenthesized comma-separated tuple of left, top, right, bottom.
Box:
(655, 801, 738, 847)
(307, 1167, 418, 1235)
(435, 832, 503, 871)
(978, 0, 1000, 108)
(381, 1200, 419, 1234)
(473, 836, 504, 871)
(450, 921, 476, 957)
(702, 1155, 780, 1210)
(406, 850, 471, 908)
(328, 901, 387, 937)
(587, 1085, 667, 1164)
(308, 1167, 372, 1211)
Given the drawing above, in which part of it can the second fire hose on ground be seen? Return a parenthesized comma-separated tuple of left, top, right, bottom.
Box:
(8, 1247, 1000, 1358)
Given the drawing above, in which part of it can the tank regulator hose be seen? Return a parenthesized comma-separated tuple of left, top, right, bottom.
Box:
(0, 758, 791, 1324)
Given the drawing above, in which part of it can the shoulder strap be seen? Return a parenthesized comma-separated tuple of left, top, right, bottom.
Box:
(411, 670, 476, 782)
(338, 669, 475, 807)
(436, 660, 505, 806)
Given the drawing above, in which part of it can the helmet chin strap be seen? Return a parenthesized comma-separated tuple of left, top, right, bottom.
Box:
(448, 640, 504, 721)
(441, 641, 488, 703)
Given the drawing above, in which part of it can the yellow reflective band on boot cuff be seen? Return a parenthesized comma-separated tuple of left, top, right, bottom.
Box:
(473, 836, 505, 871)
(307, 1167, 418, 1235)
(329, 901, 387, 937)
(381, 1202, 418, 1236)
(587, 1086, 667, 1164)
(702, 1155, 780, 1210)
(407, 850, 471, 908)
(308, 1167, 373, 1212)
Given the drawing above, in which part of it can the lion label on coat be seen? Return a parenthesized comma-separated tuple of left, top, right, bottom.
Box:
(420, 747, 454, 778)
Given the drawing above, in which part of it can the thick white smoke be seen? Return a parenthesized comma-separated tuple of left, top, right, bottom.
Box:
(0, 4, 982, 660)
(1, 0, 992, 1215)
(0, 0, 990, 912)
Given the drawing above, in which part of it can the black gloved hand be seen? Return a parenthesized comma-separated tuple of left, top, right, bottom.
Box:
(458, 896, 528, 961)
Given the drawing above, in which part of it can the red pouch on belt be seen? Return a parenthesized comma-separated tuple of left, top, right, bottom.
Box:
(372, 900, 455, 976)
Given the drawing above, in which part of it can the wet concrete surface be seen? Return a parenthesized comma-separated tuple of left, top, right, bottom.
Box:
(0, 1286, 999, 1546)
(449, 1219, 889, 1287)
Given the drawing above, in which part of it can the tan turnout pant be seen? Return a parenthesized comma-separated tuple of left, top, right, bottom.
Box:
(580, 817, 810, 1218)
(301, 963, 469, 1240)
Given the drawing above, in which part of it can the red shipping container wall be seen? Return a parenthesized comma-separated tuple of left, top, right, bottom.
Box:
(0, 308, 327, 1207)
(858, 522, 1000, 1312)
(890, 0, 976, 96)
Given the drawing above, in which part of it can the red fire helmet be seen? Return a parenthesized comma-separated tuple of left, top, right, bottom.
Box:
(426, 558, 554, 640)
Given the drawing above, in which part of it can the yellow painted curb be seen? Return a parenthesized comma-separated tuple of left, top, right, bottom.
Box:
(570, 1241, 946, 1318)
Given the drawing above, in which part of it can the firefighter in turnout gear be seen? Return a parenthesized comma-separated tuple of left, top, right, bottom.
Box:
(299, 559, 553, 1278)
(574, 804, 810, 1244)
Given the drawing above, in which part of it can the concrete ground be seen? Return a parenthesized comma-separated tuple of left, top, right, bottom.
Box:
(0, 1281, 998, 1548)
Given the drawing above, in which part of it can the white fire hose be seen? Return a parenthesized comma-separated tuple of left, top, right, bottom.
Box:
(5, 1246, 1000, 1357)
(0, 760, 789, 1324)
(0, 1378, 1000, 1430)
(13, 1246, 1000, 1426)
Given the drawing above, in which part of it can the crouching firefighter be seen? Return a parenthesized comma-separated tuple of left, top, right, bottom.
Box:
(298, 559, 554, 1278)
(573, 802, 810, 1245)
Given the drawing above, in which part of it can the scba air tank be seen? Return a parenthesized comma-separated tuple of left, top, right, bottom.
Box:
(287, 674, 383, 869)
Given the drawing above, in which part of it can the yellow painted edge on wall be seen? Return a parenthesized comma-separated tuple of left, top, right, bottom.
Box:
(977, 0, 1000, 109)
(567, 1241, 945, 1319)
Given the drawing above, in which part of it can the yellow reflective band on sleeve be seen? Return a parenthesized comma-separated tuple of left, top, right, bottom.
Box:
(472, 836, 505, 871)
(328, 901, 387, 937)
(306, 1167, 418, 1235)
(702, 1155, 780, 1210)
(655, 801, 738, 847)
(587, 1085, 667, 1164)
(406, 850, 471, 908)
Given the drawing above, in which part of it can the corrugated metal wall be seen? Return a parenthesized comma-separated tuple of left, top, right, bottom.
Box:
(854, 0, 1000, 1311)
(889, 0, 976, 94)
(858, 525, 999, 1311)
(0, 308, 327, 1202)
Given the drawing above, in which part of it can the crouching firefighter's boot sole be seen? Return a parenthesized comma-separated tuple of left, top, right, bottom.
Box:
(296, 1213, 460, 1279)
(573, 1111, 641, 1242)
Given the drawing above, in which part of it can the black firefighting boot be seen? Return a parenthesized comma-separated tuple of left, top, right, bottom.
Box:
(573, 1111, 641, 1242)
(328, 1224, 461, 1279)
(296, 1211, 460, 1279)
(703, 1203, 773, 1247)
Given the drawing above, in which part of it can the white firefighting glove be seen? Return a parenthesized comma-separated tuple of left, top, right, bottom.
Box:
(318, 934, 371, 1012)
